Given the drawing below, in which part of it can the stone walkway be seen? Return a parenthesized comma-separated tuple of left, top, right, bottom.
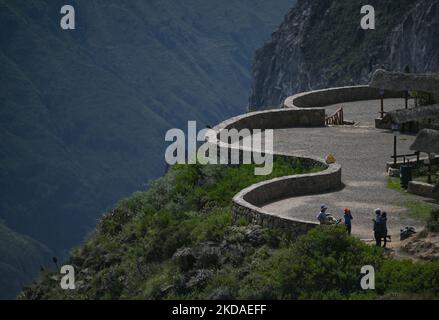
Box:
(261, 99, 435, 240)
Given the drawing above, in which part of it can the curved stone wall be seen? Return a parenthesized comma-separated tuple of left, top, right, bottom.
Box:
(212, 84, 406, 237)
(232, 153, 341, 238)
(211, 105, 342, 238)
(283, 85, 403, 109)
(237, 155, 340, 207)
(213, 108, 325, 134)
(215, 85, 408, 238)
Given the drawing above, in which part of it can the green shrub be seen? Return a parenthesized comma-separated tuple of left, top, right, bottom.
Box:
(427, 210, 439, 233)
(237, 226, 384, 299)
(377, 259, 439, 296)
(410, 91, 439, 106)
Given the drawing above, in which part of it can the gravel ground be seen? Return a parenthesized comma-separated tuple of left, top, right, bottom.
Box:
(261, 99, 433, 240)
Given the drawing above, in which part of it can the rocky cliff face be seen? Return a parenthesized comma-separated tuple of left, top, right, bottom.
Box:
(249, 0, 439, 110)
(387, 0, 439, 73)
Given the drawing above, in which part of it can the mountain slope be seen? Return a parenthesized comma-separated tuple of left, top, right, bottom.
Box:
(21, 164, 439, 300)
(0, 222, 52, 300)
(0, 0, 295, 298)
(249, 0, 439, 109)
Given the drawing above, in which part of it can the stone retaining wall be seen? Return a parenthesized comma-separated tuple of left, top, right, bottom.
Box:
(212, 85, 411, 238)
(231, 155, 341, 238)
(211, 106, 342, 238)
(283, 85, 403, 109)
(232, 202, 318, 239)
(408, 181, 439, 200)
(238, 159, 341, 207)
(213, 108, 325, 134)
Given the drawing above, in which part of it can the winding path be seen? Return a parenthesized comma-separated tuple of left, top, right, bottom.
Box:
(261, 98, 426, 239)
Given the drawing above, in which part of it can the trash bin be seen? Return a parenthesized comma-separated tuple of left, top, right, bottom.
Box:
(400, 165, 412, 189)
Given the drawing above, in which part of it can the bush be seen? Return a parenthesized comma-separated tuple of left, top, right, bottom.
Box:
(238, 226, 384, 299)
(410, 91, 439, 106)
(427, 210, 439, 233)
(377, 259, 439, 297)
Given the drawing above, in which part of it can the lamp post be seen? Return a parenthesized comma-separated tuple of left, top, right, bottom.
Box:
(404, 66, 410, 109)
(391, 123, 400, 165)
(426, 153, 435, 184)
(379, 88, 385, 118)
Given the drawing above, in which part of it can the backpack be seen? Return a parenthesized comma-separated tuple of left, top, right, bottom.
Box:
(317, 212, 326, 223)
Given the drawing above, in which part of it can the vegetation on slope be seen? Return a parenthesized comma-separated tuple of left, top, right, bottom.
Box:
(21, 162, 439, 300)
(0, 0, 295, 298)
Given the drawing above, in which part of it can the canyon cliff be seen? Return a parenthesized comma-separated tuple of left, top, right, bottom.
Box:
(249, 0, 439, 110)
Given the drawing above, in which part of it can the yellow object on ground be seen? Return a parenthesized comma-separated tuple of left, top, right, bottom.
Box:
(326, 154, 336, 164)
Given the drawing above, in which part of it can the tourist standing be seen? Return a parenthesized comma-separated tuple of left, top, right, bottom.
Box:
(379, 212, 389, 247)
(317, 204, 329, 225)
(343, 208, 353, 235)
(373, 208, 382, 246)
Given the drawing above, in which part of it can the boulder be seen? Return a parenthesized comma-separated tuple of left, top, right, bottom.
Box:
(244, 225, 265, 246)
(196, 244, 220, 268)
(400, 226, 417, 241)
(172, 247, 196, 271)
(186, 269, 212, 289)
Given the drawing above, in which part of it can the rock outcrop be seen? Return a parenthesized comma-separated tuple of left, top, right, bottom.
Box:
(402, 230, 439, 261)
(249, 0, 439, 110)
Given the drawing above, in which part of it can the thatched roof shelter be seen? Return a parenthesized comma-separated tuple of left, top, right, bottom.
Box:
(410, 129, 439, 154)
(382, 104, 439, 124)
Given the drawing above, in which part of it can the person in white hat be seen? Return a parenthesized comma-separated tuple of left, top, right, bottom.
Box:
(316, 204, 328, 224)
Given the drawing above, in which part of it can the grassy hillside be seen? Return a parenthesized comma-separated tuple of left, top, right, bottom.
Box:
(0, 0, 295, 298)
(21, 162, 439, 300)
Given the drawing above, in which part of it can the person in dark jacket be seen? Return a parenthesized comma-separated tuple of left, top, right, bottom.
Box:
(343, 208, 353, 235)
(373, 208, 382, 246)
(379, 212, 389, 247)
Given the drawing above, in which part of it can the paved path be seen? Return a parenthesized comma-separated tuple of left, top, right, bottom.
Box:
(261, 99, 432, 240)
